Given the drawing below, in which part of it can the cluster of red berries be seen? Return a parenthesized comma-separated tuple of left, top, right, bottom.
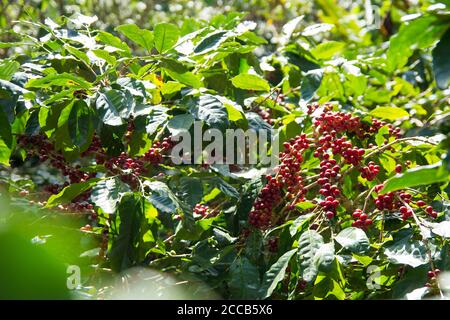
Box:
(81, 134, 103, 157)
(143, 137, 174, 164)
(351, 209, 372, 228)
(317, 158, 341, 219)
(249, 176, 281, 228)
(426, 268, 441, 288)
(248, 103, 403, 230)
(419, 202, 438, 219)
(360, 161, 381, 181)
(373, 185, 437, 220)
(105, 152, 147, 188)
(249, 134, 310, 228)
(257, 107, 274, 125)
(374, 190, 405, 211)
(313, 135, 365, 166)
(18, 134, 94, 184)
(193, 203, 211, 217)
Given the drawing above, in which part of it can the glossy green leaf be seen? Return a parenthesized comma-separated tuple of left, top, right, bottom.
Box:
(335, 227, 370, 254)
(154, 23, 180, 53)
(68, 100, 93, 148)
(297, 230, 324, 283)
(381, 162, 449, 193)
(260, 249, 297, 299)
(46, 178, 101, 208)
(370, 106, 409, 120)
(311, 41, 344, 60)
(231, 74, 270, 92)
(115, 24, 154, 51)
(91, 177, 131, 214)
(300, 69, 323, 102)
(229, 257, 260, 299)
(26, 73, 92, 90)
(432, 28, 450, 90)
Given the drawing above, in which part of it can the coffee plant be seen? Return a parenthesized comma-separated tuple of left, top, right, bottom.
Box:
(1, 1, 450, 300)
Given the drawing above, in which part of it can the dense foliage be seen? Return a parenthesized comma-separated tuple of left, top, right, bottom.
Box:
(1, 0, 450, 300)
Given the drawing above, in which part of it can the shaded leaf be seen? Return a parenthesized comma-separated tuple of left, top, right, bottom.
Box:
(260, 249, 297, 299)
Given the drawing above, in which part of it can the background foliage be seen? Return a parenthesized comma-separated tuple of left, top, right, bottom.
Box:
(1, 0, 450, 300)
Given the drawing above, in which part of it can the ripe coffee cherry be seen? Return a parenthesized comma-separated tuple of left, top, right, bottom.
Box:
(395, 164, 402, 173)
(416, 200, 426, 207)
(326, 211, 335, 219)
(425, 206, 433, 214)
(352, 210, 361, 219)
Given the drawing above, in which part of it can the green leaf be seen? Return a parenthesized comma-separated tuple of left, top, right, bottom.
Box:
(146, 106, 169, 135)
(91, 177, 131, 214)
(302, 23, 333, 36)
(231, 74, 270, 92)
(300, 69, 323, 102)
(432, 28, 450, 90)
(387, 15, 446, 72)
(289, 213, 314, 237)
(297, 230, 324, 283)
(381, 162, 449, 193)
(162, 59, 203, 88)
(46, 178, 101, 208)
(260, 249, 297, 299)
(95, 89, 133, 126)
(375, 125, 390, 147)
(194, 94, 229, 130)
(161, 81, 185, 95)
(311, 41, 345, 60)
(26, 73, 92, 90)
(115, 24, 154, 52)
(110, 194, 144, 272)
(0, 60, 19, 80)
(370, 106, 409, 120)
(313, 243, 335, 272)
(0, 110, 12, 166)
(432, 221, 450, 238)
(153, 23, 180, 53)
(179, 177, 203, 207)
(144, 181, 180, 213)
(210, 177, 239, 199)
(384, 236, 428, 268)
(194, 30, 229, 55)
(64, 44, 90, 65)
(296, 201, 316, 210)
(335, 227, 370, 254)
(96, 31, 131, 55)
(229, 257, 260, 299)
(68, 100, 93, 148)
(92, 49, 117, 65)
(167, 114, 194, 135)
